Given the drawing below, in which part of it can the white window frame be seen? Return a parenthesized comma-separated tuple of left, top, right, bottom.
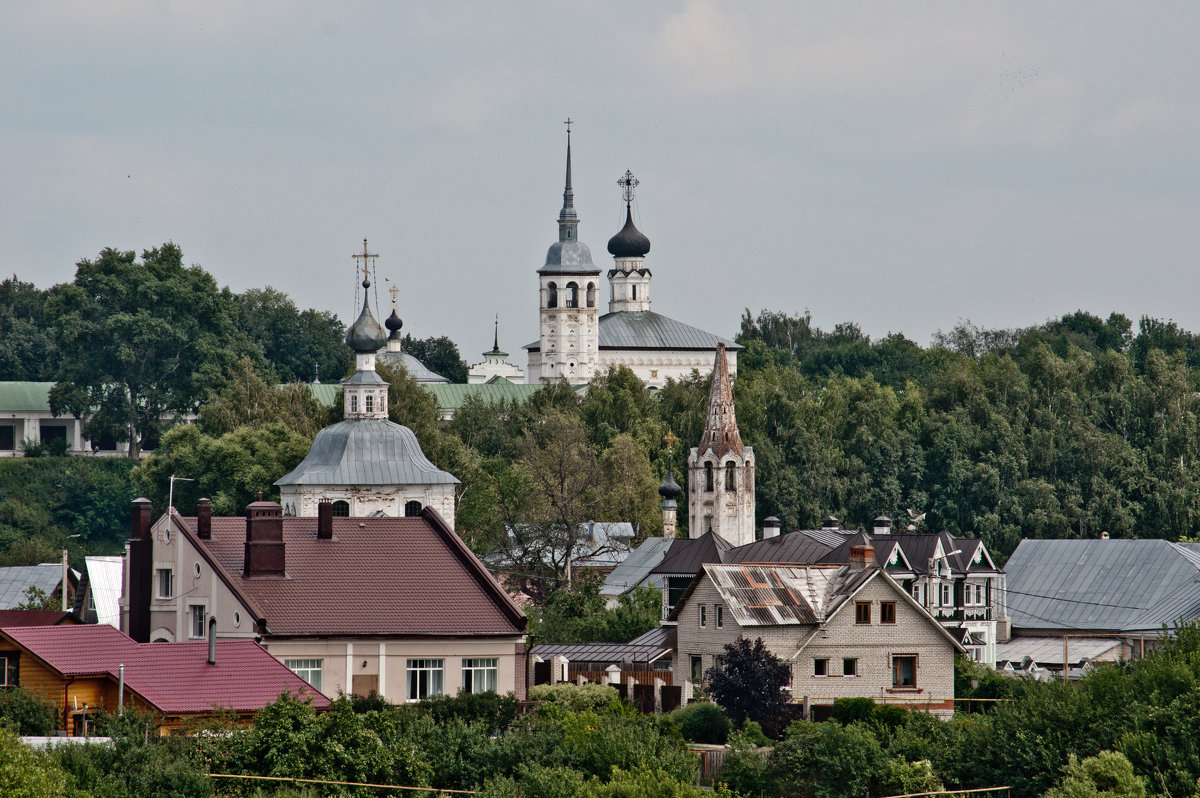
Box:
(699, 605, 707, 628)
(715, 606, 724, 629)
(843, 657, 858, 677)
(407, 658, 445, 700)
(0, 653, 15, 686)
(813, 657, 829, 677)
(189, 604, 206, 639)
(156, 568, 174, 599)
(285, 658, 323, 692)
(461, 658, 498, 694)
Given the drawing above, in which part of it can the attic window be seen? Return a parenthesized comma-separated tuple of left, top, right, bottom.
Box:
(881, 602, 896, 624)
(404, 500, 423, 516)
(715, 606, 724, 628)
(855, 602, 871, 624)
(331, 501, 350, 517)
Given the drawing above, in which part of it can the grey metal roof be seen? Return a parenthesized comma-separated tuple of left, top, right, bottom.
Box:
(651, 532, 734, 575)
(540, 240, 598, 274)
(0, 564, 68, 609)
(377, 351, 450, 383)
(601, 537, 672, 596)
(995, 636, 1124, 667)
(724, 532, 836, 565)
(1005, 538, 1200, 633)
(628, 624, 676, 649)
(531, 641, 672, 665)
(598, 311, 740, 351)
(275, 418, 459, 487)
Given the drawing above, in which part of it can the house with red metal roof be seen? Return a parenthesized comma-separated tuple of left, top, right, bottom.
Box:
(0, 623, 327, 735)
(120, 497, 528, 702)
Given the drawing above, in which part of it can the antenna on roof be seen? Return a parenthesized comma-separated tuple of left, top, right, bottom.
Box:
(168, 474, 194, 520)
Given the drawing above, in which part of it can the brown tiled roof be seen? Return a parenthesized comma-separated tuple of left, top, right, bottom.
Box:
(172, 508, 525, 637)
(0, 610, 78, 627)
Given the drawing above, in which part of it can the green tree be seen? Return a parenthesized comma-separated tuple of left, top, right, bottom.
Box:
(47, 243, 246, 458)
(0, 276, 60, 381)
(771, 720, 884, 798)
(133, 422, 311, 515)
(232, 286, 350, 383)
(199, 355, 331, 438)
(403, 334, 469, 383)
(1043, 752, 1146, 798)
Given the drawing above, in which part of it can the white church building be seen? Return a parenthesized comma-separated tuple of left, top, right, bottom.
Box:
(525, 129, 738, 389)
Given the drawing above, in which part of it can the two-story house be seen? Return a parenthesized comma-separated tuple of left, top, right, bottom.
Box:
(121, 497, 528, 701)
(672, 545, 965, 719)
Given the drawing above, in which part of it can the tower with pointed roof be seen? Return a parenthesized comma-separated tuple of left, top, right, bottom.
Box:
(469, 316, 525, 384)
(528, 121, 601, 384)
(277, 241, 459, 523)
(688, 343, 755, 546)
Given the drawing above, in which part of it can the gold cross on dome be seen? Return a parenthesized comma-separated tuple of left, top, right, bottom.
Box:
(352, 238, 377, 284)
(663, 429, 677, 453)
(388, 284, 400, 309)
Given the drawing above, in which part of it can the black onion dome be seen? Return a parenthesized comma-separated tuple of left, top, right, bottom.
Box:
(385, 308, 403, 340)
(345, 298, 387, 353)
(658, 471, 682, 500)
(607, 206, 651, 258)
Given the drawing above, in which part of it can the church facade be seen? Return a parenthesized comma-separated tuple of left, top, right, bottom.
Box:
(525, 131, 738, 389)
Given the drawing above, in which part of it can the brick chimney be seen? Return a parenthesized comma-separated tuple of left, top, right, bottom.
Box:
(317, 500, 333, 540)
(196, 498, 212, 540)
(244, 499, 285, 577)
(849, 544, 875, 571)
(128, 498, 154, 643)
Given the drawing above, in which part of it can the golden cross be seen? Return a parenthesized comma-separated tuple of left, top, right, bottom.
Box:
(352, 238, 377, 284)
(663, 430, 677, 453)
(388, 284, 400, 309)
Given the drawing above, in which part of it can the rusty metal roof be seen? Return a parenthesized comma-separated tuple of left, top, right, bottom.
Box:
(701, 564, 849, 626)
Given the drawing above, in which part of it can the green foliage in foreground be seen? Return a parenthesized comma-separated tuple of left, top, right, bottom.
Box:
(0, 686, 57, 736)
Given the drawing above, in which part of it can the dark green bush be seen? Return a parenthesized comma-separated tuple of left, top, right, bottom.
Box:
(669, 701, 732, 745)
(0, 685, 57, 735)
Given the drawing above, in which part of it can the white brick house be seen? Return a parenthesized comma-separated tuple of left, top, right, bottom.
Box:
(672, 548, 965, 718)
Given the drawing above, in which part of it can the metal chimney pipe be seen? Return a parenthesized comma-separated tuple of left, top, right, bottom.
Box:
(207, 618, 217, 666)
(118, 664, 125, 715)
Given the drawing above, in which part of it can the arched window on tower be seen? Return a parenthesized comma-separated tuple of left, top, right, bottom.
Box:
(565, 282, 578, 308)
(547, 282, 558, 309)
(586, 282, 596, 307)
(725, 462, 737, 491)
(631, 285, 638, 301)
(404, 500, 423, 517)
(705, 462, 714, 492)
(331, 500, 350, 517)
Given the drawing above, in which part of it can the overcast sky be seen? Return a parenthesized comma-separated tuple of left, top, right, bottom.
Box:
(4, 2, 1199, 366)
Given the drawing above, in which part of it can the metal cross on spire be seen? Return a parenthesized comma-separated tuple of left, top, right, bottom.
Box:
(618, 169, 639, 206)
(388, 283, 400, 309)
(352, 238, 377, 287)
(563, 116, 573, 134)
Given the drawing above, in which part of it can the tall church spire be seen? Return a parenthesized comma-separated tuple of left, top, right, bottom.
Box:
(698, 344, 743, 458)
(558, 118, 579, 240)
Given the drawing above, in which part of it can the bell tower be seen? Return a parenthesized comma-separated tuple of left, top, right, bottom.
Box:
(688, 344, 755, 545)
(530, 119, 600, 384)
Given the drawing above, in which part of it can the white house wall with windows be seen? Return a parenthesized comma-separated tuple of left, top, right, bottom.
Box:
(671, 550, 964, 718)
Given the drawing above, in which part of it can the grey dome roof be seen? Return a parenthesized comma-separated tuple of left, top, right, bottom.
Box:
(607, 207, 651, 258)
(541, 240, 597, 274)
(276, 418, 459, 487)
(377, 350, 450, 383)
(384, 308, 403, 339)
(345, 298, 387, 354)
(658, 471, 682, 500)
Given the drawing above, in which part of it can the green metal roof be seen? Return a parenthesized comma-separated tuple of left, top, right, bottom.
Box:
(0, 382, 53, 412)
(306, 384, 342, 408)
(422, 382, 554, 415)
